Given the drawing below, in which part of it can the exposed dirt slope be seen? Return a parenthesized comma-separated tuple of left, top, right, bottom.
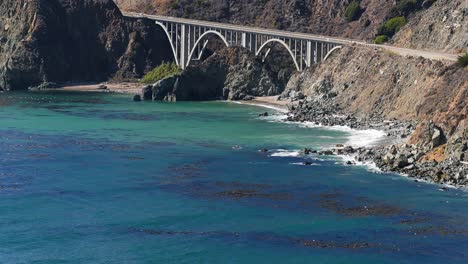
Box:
(286, 47, 467, 134)
(393, 0, 468, 52)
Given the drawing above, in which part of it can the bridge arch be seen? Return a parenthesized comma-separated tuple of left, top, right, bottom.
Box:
(323, 46, 343, 61)
(154, 21, 180, 66)
(186, 30, 230, 67)
(255, 39, 301, 72)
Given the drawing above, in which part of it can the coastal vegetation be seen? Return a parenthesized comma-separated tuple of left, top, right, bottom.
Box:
(141, 62, 181, 84)
(344, 1, 363, 22)
(374, 35, 389, 44)
(375, 16, 407, 43)
(457, 53, 468, 68)
(374, 0, 437, 44)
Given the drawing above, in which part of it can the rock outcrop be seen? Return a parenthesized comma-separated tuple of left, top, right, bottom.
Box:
(142, 47, 287, 101)
(393, 0, 468, 53)
(283, 46, 467, 185)
(285, 46, 467, 133)
(0, 0, 172, 91)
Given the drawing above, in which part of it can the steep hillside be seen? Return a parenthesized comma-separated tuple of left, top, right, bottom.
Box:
(115, 0, 467, 53)
(0, 0, 172, 91)
(115, 0, 395, 40)
(393, 0, 468, 52)
(286, 47, 467, 135)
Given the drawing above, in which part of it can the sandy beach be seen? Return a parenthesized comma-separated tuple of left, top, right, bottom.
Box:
(54, 82, 142, 94)
(238, 96, 291, 112)
(48, 83, 292, 112)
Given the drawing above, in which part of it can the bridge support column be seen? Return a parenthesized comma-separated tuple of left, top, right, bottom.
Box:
(241, 33, 247, 48)
(180, 24, 187, 69)
(306, 41, 312, 67)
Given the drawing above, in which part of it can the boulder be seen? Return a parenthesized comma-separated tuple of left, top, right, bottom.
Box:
(395, 154, 409, 169)
(431, 127, 443, 148)
(152, 76, 178, 101)
(142, 85, 153, 100)
(133, 94, 142, 101)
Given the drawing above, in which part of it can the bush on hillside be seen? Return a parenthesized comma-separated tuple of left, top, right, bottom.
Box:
(378, 16, 407, 37)
(391, 0, 419, 16)
(374, 35, 389, 44)
(141, 62, 181, 84)
(457, 53, 468, 68)
(344, 1, 363, 22)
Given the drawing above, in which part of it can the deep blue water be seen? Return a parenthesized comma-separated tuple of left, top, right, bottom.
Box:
(0, 91, 467, 263)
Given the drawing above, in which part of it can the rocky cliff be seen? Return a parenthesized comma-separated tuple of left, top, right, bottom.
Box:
(393, 0, 468, 52)
(0, 0, 172, 91)
(285, 47, 467, 134)
(283, 46, 467, 185)
(142, 47, 287, 101)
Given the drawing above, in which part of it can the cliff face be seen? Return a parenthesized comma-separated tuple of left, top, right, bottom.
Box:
(393, 0, 468, 52)
(285, 47, 467, 137)
(143, 47, 287, 101)
(0, 0, 172, 91)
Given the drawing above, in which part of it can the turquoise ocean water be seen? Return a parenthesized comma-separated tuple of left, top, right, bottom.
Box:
(0, 91, 467, 263)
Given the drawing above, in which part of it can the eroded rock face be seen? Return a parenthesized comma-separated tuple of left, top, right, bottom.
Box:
(0, 0, 172, 91)
(283, 46, 467, 184)
(143, 47, 288, 102)
(393, 0, 468, 52)
(285, 46, 467, 135)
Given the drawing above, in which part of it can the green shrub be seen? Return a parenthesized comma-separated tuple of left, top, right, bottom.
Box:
(141, 62, 181, 84)
(378, 16, 407, 37)
(344, 1, 363, 22)
(170, 0, 181, 9)
(374, 35, 389, 44)
(457, 53, 468, 68)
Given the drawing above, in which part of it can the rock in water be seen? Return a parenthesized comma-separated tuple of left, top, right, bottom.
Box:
(133, 94, 142, 101)
(144, 47, 288, 102)
(142, 85, 153, 100)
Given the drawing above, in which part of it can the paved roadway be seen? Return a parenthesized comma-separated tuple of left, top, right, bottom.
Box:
(123, 11, 459, 62)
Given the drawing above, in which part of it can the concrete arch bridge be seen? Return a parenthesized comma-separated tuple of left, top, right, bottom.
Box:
(124, 12, 348, 71)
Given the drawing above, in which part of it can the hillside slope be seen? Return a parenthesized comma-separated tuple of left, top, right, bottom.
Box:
(393, 0, 467, 52)
(115, 0, 467, 53)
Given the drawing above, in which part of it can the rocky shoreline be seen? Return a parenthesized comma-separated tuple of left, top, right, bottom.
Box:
(263, 98, 468, 189)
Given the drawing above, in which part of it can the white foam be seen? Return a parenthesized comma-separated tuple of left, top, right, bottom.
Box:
(293, 122, 386, 148)
(337, 154, 382, 173)
(290, 162, 320, 166)
(270, 149, 301, 157)
(231, 100, 388, 172)
(229, 101, 288, 113)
